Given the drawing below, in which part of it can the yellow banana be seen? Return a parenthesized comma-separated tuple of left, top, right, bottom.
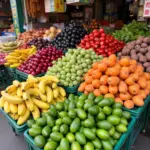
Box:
(17, 109, 30, 125)
(17, 87, 23, 97)
(34, 83, 38, 88)
(25, 99, 34, 112)
(52, 82, 57, 89)
(32, 98, 50, 109)
(1, 91, 23, 104)
(38, 79, 51, 94)
(13, 80, 20, 87)
(4, 101, 10, 113)
(58, 87, 66, 97)
(50, 100, 56, 105)
(53, 88, 59, 98)
(10, 90, 17, 96)
(9, 113, 15, 120)
(7, 59, 19, 63)
(6, 85, 17, 93)
(21, 81, 34, 91)
(32, 105, 40, 120)
(27, 75, 39, 83)
(46, 86, 53, 103)
(10, 103, 18, 114)
(4, 62, 10, 66)
(5, 55, 17, 60)
(39, 90, 47, 102)
(0, 97, 5, 108)
(41, 109, 48, 113)
(41, 75, 59, 83)
(10, 63, 20, 68)
(22, 88, 39, 100)
(18, 102, 26, 116)
(14, 114, 19, 120)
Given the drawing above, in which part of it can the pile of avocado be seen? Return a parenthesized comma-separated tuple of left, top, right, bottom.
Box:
(27, 93, 131, 150)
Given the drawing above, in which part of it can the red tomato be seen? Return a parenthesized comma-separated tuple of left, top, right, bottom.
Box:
(99, 28, 104, 33)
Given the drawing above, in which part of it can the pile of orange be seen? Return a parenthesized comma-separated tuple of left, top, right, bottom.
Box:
(78, 54, 150, 109)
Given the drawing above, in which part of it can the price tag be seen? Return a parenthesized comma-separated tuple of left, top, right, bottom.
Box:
(143, 0, 150, 17)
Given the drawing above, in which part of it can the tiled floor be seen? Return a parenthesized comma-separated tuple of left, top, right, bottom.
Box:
(0, 114, 150, 150)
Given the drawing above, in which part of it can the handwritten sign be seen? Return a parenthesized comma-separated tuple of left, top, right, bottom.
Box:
(143, 0, 150, 17)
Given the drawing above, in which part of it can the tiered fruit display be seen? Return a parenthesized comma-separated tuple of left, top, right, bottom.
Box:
(118, 37, 150, 72)
(18, 29, 46, 43)
(0, 75, 66, 125)
(43, 26, 62, 40)
(46, 48, 102, 87)
(4, 46, 36, 68)
(27, 93, 131, 150)
(0, 41, 22, 53)
(0, 52, 7, 65)
(79, 29, 125, 56)
(18, 46, 63, 75)
(78, 54, 150, 109)
(51, 20, 87, 50)
(27, 38, 51, 50)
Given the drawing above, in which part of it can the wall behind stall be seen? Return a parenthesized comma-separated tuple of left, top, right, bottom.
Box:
(0, 1, 11, 14)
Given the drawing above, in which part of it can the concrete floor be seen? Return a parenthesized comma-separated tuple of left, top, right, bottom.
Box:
(0, 114, 150, 150)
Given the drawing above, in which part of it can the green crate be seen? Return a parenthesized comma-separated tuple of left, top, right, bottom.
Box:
(5, 67, 17, 80)
(0, 65, 13, 89)
(77, 91, 83, 96)
(16, 69, 45, 82)
(123, 95, 150, 118)
(0, 108, 27, 135)
(114, 117, 136, 150)
(24, 130, 42, 150)
(63, 84, 80, 94)
(24, 117, 136, 150)
(125, 103, 150, 150)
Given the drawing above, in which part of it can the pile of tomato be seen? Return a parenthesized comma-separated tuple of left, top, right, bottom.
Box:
(79, 29, 125, 56)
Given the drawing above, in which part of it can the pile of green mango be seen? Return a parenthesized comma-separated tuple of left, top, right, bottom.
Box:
(27, 93, 131, 150)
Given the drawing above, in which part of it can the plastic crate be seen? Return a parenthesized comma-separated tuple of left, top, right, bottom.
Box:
(0, 108, 27, 135)
(123, 95, 150, 118)
(16, 69, 45, 82)
(114, 117, 136, 150)
(24, 130, 42, 150)
(5, 67, 17, 80)
(125, 103, 150, 150)
(77, 91, 83, 96)
(0, 65, 13, 88)
(63, 84, 80, 94)
(24, 117, 136, 150)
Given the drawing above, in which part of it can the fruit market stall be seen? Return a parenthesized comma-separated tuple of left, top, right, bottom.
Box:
(0, 3, 150, 147)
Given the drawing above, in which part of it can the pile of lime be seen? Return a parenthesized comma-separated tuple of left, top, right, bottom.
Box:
(27, 93, 131, 150)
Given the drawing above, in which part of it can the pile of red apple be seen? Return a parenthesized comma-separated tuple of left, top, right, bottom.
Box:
(17, 46, 63, 75)
(79, 28, 125, 56)
(0, 52, 7, 65)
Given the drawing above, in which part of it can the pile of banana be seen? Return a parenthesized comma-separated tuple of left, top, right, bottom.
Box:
(4, 46, 36, 68)
(0, 75, 66, 125)
(0, 41, 22, 53)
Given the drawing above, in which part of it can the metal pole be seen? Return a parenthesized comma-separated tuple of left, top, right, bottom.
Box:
(22, 0, 28, 25)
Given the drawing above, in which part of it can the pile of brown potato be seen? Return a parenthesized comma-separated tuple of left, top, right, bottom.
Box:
(118, 37, 150, 72)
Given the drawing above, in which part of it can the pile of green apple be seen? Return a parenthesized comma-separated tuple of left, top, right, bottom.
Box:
(46, 48, 102, 86)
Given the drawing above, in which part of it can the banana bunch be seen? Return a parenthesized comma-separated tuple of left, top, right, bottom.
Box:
(0, 41, 22, 53)
(0, 75, 66, 125)
(4, 46, 36, 68)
